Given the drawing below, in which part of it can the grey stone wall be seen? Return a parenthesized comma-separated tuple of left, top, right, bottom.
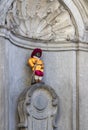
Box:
(0, 32, 88, 130)
(0, 37, 9, 130)
(0, 1, 88, 130)
(0, 37, 6, 130)
(78, 51, 88, 130)
(4, 40, 76, 130)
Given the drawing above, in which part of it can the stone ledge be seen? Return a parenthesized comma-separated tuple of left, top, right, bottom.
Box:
(0, 28, 88, 51)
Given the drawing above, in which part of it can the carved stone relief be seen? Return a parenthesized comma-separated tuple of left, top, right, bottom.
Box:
(0, 0, 87, 49)
(5, 0, 75, 42)
(17, 83, 59, 130)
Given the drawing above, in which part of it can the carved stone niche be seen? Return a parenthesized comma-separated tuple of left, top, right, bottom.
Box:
(17, 83, 59, 130)
(5, 0, 75, 42)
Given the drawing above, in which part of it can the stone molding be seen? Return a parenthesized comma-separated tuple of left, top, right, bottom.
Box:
(17, 82, 59, 130)
(0, 28, 88, 51)
(73, 0, 88, 29)
(62, 0, 85, 41)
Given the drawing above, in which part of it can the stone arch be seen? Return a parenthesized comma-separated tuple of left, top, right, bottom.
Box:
(59, 0, 85, 41)
(0, 0, 86, 49)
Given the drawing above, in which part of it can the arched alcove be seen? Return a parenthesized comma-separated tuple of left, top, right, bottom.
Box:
(0, 1, 88, 130)
(0, 0, 87, 50)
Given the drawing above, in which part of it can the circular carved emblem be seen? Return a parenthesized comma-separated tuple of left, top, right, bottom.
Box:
(33, 94, 48, 110)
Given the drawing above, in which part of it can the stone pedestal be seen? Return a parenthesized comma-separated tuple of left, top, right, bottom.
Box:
(17, 83, 59, 130)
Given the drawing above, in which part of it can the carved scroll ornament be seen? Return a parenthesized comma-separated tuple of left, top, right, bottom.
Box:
(17, 83, 59, 130)
(6, 0, 75, 42)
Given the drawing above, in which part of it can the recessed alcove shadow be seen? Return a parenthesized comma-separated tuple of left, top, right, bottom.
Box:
(5, 39, 76, 130)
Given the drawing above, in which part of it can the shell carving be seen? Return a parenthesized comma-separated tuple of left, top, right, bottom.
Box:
(6, 0, 75, 42)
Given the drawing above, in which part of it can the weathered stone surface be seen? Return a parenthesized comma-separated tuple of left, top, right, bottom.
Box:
(78, 51, 88, 130)
(73, 0, 88, 28)
(6, 41, 76, 130)
(0, 0, 88, 42)
(17, 83, 59, 130)
(5, 0, 75, 42)
(0, 1, 88, 130)
(0, 37, 9, 130)
(0, 37, 6, 130)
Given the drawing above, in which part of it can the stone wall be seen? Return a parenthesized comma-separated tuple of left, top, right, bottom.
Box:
(0, 0, 88, 130)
